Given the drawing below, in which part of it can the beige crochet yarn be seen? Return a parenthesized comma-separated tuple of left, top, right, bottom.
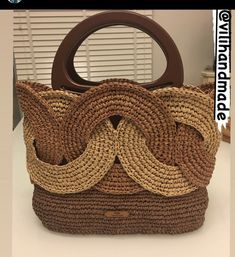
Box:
(16, 80, 220, 196)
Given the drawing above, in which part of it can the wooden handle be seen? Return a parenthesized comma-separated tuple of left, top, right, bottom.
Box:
(52, 11, 184, 92)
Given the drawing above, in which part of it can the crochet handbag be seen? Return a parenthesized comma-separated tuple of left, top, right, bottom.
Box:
(16, 11, 220, 234)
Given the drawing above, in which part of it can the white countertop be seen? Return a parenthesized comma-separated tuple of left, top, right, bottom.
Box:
(12, 121, 230, 257)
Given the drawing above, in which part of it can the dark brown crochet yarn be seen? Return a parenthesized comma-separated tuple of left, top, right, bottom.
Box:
(94, 164, 144, 194)
(16, 79, 220, 234)
(33, 185, 208, 235)
(15, 7, 221, 236)
(175, 124, 216, 187)
(62, 81, 176, 165)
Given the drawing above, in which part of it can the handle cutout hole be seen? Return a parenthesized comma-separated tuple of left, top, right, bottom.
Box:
(74, 25, 167, 84)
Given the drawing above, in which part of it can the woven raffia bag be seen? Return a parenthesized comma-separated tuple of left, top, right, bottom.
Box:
(16, 11, 220, 234)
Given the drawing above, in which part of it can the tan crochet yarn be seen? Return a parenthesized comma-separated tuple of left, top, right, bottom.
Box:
(16, 79, 220, 234)
(15, 9, 221, 235)
(154, 86, 220, 156)
(17, 80, 220, 196)
(61, 81, 176, 165)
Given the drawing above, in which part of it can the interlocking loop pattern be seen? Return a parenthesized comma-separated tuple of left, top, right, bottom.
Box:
(16, 80, 220, 197)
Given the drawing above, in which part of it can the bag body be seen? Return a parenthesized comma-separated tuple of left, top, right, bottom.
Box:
(16, 11, 220, 235)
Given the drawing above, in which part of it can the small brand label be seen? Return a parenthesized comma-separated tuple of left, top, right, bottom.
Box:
(104, 210, 129, 218)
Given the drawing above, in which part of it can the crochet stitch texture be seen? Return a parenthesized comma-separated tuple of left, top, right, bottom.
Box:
(16, 80, 220, 234)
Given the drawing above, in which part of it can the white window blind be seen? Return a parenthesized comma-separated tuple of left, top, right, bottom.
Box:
(13, 10, 153, 86)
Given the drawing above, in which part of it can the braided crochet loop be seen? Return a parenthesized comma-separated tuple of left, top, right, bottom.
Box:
(16, 80, 220, 196)
(62, 80, 176, 165)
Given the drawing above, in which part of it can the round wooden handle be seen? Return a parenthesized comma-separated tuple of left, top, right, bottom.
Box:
(52, 11, 184, 92)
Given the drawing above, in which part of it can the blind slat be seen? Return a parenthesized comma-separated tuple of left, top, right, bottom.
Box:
(14, 10, 153, 84)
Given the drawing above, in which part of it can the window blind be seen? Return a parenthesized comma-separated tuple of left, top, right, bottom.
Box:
(13, 10, 153, 86)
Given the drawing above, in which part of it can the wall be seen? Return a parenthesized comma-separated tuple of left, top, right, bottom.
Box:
(152, 10, 214, 85)
(13, 57, 22, 129)
(0, 10, 13, 257)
